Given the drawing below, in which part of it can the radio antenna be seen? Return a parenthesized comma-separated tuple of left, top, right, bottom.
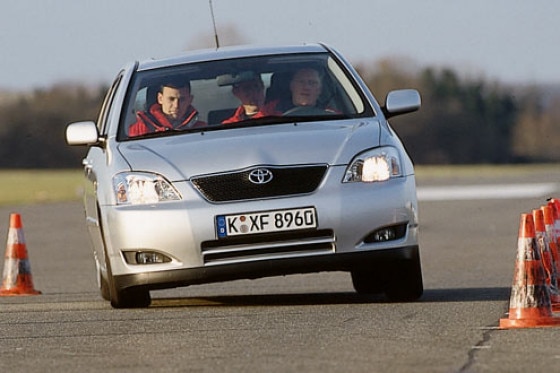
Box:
(209, 0, 220, 49)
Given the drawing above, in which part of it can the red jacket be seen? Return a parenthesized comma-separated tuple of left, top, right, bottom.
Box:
(222, 100, 281, 124)
(129, 104, 206, 137)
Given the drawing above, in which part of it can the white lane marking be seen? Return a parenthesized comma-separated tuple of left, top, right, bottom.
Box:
(417, 183, 559, 201)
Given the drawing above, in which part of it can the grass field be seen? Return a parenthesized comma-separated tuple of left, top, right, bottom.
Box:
(0, 165, 558, 206)
(0, 169, 83, 206)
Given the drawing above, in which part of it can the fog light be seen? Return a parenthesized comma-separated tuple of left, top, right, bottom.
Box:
(373, 228, 396, 242)
(363, 224, 407, 244)
(123, 251, 172, 264)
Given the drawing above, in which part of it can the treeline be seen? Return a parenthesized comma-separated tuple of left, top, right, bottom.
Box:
(0, 85, 106, 168)
(0, 60, 558, 168)
(357, 58, 560, 164)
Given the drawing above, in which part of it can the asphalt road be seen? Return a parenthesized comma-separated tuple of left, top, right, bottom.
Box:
(1, 169, 560, 373)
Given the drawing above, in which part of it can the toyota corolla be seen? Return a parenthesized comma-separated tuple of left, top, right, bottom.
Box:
(66, 43, 423, 308)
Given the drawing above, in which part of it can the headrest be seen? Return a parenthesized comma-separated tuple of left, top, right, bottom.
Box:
(217, 71, 260, 86)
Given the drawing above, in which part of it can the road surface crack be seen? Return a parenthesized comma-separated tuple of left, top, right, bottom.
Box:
(458, 326, 494, 372)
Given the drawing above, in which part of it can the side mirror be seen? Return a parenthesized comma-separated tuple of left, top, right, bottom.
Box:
(66, 121, 100, 146)
(383, 89, 421, 119)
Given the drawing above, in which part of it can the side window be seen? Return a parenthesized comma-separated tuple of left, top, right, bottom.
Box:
(96, 74, 123, 135)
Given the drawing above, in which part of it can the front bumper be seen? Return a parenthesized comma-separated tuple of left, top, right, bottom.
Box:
(113, 245, 420, 292)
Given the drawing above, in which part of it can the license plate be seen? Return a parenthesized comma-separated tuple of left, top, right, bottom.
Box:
(216, 207, 317, 238)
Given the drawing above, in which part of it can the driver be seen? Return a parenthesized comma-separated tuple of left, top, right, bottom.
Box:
(283, 67, 339, 115)
(289, 67, 323, 107)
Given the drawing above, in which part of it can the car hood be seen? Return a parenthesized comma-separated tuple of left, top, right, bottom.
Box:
(117, 120, 381, 181)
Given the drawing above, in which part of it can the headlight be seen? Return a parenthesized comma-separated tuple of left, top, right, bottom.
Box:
(343, 147, 402, 183)
(112, 172, 181, 205)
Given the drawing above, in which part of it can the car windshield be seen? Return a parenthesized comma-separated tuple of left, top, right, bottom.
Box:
(119, 52, 373, 140)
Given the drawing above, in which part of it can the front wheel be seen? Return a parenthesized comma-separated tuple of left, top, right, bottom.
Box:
(351, 250, 423, 302)
(105, 256, 151, 308)
(109, 284, 151, 309)
(351, 268, 385, 295)
(384, 256, 424, 302)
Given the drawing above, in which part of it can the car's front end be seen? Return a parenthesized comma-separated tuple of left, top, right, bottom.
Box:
(107, 121, 418, 287)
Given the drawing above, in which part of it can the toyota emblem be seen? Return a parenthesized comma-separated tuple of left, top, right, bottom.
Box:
(248, 168, 274, 185)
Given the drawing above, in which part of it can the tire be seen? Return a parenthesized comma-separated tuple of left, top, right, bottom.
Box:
(104, 251, 151, 308)
(351, 268, 386, 295)
(109, 284, 151, 309)
(384, 255, 424, 302)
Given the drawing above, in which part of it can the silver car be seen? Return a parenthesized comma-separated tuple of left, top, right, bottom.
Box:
(66, 43, 423, 308)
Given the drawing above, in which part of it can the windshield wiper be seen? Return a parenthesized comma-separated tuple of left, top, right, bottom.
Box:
(280, 113, 349, 122)
(127, 126, 203, 140)
(225, 113, 350, 127)
(228, 115, 287, 126)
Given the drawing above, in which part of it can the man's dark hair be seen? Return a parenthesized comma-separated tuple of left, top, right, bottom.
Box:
(159, 77, 191, 93)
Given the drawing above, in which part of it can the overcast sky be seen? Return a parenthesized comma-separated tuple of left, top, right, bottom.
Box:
(0, 0, 557, 90)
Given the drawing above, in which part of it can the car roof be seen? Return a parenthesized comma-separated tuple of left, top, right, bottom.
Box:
(136, 43, 331, 72)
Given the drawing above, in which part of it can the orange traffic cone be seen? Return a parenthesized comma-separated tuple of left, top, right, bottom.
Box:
(0, 213, 41, 296)
(499, 213, 560, 329)
(543, 204, 560, 294)
(549, 199, 560, 248)
(533, 208, 560, 306)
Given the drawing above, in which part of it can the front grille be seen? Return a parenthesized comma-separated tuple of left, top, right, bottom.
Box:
(201, 229, 335, 265)
(191, 165, 328, 202)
